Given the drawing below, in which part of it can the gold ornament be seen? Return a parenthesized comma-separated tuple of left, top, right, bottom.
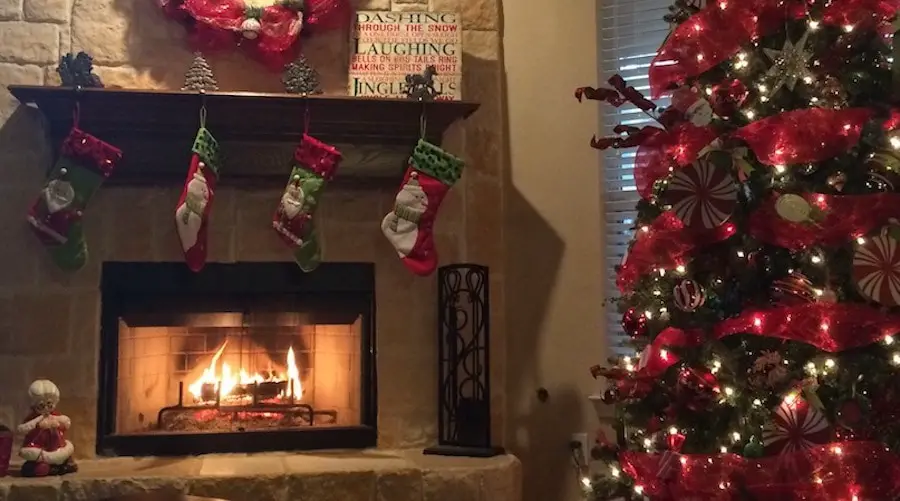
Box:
(762, 29, 815, 95)
(817, 76, 848, 108)
(775, 193, 812, 222)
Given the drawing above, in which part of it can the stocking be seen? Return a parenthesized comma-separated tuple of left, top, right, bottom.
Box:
(381, 140, 464, 276)
(272, 134, 341, 272)
(175, 127, 220, 272)
(26, 127, 121, 271)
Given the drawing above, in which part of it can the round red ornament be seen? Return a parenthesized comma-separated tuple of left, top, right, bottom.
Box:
(665, 154, 738, 229)
(673, 279, 706, 311)
(622, 307, 648, 338)
(853, 229, 900, 306)
(710, 79, 749, 117)
(837, 399, 863, 429)
(762, 396, 831, 456)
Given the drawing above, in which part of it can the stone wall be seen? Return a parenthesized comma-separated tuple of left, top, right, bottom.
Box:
(0, 0, 504, 457)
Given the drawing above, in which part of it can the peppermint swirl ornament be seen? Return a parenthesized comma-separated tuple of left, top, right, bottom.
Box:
(665, 155, 737, 229)
(673, 279, 705, 312)
(762, 396, 831, 456)
(853, 229, 900, 306)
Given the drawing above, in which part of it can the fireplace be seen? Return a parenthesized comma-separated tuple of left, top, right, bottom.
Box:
(96, 262, 377, 456)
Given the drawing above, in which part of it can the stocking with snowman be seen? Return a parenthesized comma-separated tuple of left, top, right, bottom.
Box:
(381, 140, 464, 276)
(175, 126, 220, 272)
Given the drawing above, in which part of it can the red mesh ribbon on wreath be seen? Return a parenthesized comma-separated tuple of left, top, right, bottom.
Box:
(714, 303, 900, 352)
(620, 442, 900, 500)
(734, 108, 871, 166)
(617, 212, 736, 293)
(161, 0, 351, 69)
(648, 0, 900, 96)
(748, 192, 900, 250)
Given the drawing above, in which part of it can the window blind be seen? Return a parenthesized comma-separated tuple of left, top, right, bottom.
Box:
(600, 0, 686, 354)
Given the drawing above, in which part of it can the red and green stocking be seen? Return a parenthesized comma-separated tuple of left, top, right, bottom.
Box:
(26, 127, 121, 271)
(272, 134, 341, 272)
(175, 127, 220, 272)
(381, 140, 464, 276)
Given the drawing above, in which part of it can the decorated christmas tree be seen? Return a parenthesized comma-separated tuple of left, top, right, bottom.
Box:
(182, 52, 218, 92)
(581, 0, 900, 499)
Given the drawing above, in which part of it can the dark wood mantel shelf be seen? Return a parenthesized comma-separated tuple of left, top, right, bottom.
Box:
(8, 86, 480, 186)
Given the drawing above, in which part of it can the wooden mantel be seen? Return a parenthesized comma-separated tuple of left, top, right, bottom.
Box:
(8, 86, 480, 186)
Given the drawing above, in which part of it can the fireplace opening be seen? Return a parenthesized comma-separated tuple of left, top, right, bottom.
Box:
(97, 262, 377, 456)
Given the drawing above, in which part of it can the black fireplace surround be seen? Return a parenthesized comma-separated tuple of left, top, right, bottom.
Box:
(97, 262, 377, 456)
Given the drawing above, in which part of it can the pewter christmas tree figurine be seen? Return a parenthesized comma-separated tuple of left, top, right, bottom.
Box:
(282, 55, 323, 95)
(18, 380, 77, 477)
(182, 52, 219, 92)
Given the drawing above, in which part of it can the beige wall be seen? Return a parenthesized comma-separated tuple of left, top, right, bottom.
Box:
(503, 1, 607, 501)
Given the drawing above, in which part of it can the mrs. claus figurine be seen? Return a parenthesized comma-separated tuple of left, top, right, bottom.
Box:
(17, 379, 77, 476)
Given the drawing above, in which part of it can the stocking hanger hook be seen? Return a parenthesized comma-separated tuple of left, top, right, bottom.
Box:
(71, 85, 84, 128)
(303, 98, 311, 135)
(419, 102, 427, 140)
(199, 89, 208, 129)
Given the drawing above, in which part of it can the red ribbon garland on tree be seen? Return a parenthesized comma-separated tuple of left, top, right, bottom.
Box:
(611, 304, 900, 388)
(634, 122, 718, 200)
(649, 0, 900, 97)
(734, 108, 871, 166)
(160, 0, 351, 70)
(620, 441, 900, 500)
(748, 192, 900, 250)
(715, 303, 900, 352)
(617, 212, 737, 293)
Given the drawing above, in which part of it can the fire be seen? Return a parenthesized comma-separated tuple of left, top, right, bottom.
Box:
(187, 341, 303, 403)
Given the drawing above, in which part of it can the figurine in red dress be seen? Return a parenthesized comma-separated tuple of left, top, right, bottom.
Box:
(17, 379, 77, 477)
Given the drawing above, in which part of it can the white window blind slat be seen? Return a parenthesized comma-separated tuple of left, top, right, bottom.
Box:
(600, 0, 677, 355)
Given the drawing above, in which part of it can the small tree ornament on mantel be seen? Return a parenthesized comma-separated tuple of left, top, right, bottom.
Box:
(182, 52, 219, 92)
(282, 54, 323, 95)
(17, 380, 77, 477)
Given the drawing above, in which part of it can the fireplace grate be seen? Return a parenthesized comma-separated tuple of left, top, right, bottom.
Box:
(156, 380, 338, 431)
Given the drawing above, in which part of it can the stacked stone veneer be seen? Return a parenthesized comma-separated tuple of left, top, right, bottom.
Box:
(0, 0, 504, 458)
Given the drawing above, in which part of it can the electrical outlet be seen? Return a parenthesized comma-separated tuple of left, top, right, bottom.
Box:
(570, 432, 590, 464)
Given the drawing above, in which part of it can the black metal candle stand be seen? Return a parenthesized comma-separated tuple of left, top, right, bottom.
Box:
(424, 264, 505, 458)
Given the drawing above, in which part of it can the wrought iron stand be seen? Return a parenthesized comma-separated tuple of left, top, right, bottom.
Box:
(424, 264, 505, 457)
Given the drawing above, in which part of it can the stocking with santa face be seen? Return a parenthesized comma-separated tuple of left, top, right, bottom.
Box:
(272, 134, 341, 272)
(26, 127, 121, 271)
(381, 140, 464, 276)
(175, 127, 220, 272)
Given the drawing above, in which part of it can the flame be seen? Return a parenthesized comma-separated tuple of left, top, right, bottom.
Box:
(187, 341, 303, 402)
(287, 346, 301, 400)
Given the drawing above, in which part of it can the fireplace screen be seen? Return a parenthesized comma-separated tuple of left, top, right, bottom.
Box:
(98, 262, 376, 456)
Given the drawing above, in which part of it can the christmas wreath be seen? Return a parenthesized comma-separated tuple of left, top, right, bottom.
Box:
(159, 0, 351, 70)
